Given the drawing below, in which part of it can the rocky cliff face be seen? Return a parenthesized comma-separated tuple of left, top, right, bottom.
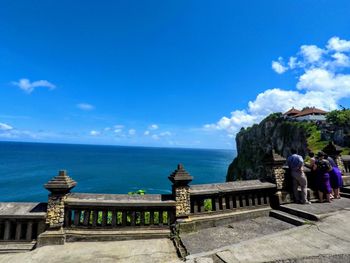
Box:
(226, 114, 309, 181)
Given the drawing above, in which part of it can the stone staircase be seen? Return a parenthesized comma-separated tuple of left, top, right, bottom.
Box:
(0, 242, 36, 254)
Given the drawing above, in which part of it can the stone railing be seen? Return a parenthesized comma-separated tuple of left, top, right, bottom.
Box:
(0, 203, 46, 242)
(1, 164, 279, 248)
(64, 193, 176, 229)
(342, 155, 350, 175)
(189, 180, 275, 214)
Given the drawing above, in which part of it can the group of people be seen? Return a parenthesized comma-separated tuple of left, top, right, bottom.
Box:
(287, 149, 343, 204)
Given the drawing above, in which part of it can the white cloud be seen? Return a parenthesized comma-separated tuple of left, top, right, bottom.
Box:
(160, 131, 172, 136)
(327, 37, 350, 52)
(90, 130, 100, 136)
(206, 36, 350, 137)
(12, 78, 56, 93)
(128, 129, 136, 135)
(77, 103, 95, 111)
(114, 129, 123, 134)
(331, 52, 350, 68)
(272, 57, 287, 74)
(300, 45, 324, 63)
(149, 124, 159, 130)
(152, 134, 159, 140)
(0, 122, 13, 131)
(144, 130, 150, 136)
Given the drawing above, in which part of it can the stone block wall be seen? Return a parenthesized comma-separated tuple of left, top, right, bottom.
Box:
(175, 186, 191, 217)
(46, 194, 66, 229)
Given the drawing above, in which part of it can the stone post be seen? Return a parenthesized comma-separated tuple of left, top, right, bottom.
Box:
(38, 170, 76, 247)
(169, 164, 193, 219)
(264, 150, 289, 205)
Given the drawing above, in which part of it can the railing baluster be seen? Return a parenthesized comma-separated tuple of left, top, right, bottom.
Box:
(83, 210, 90, 226)
(254, 193, 259, 206)
(247, 194, 253, 207)
(193, 199, 199, 213)
(92, 210, 98, 227)
(65, 208, 71, 227)
(130, 211, 136, 226)
(235, 195, 240, 208)
(111, 210, 117, 227)
(122, 211, 127, 226)
(15, 222, 22, 240)
(74, 210, 80, 226)
(159, 211, 164, 225)
(260, 192, 265, 205)
(140, 211, 145, 226)
(229, 195, 234, 209)
(4, 220, 11, 241)
(26, 222, 33, 241)
(150, 211, 154, 225)
(199, 198, 204, 212)
(102, 211, 107, 227)
(214, 197, 220, 211)
(221, 196, 226, 209)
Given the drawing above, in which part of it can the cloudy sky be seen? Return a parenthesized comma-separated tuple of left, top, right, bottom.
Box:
(1, 1, 350, 149)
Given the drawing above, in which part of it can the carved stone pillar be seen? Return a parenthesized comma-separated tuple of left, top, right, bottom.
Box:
(169, 164, 193, 218)
(44, 170, 77, 229)
(264, 150, 289, 205)
(38, 170, 76, 247)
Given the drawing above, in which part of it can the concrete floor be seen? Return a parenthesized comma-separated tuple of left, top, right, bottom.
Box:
(0, 238, 181, 263)
(187, 209, 350, 262)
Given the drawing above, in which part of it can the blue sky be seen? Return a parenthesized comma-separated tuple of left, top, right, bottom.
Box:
(1, 1, 350, 149)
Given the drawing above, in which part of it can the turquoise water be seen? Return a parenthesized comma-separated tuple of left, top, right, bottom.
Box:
(0, 141, 235, 202)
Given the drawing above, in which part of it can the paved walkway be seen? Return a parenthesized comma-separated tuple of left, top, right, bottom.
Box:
(181, 216, 294, 254)
(187, 209, 350, 262)
(0, 238, 181, 263)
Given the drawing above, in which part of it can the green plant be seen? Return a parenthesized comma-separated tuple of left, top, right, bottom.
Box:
(204, 199, 212, 211)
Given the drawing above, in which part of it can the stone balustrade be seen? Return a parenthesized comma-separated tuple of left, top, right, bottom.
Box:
(0, 203, 46, 242)
(189, 180, 276, 214)
(64, 193, 176, 229)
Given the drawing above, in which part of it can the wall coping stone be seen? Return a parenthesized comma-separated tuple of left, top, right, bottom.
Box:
(190, 180, 276, 196)
(0, 202, 46, 219)
(65, 193, 176, 207)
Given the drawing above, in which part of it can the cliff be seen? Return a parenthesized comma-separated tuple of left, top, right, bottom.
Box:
(227, 113, 323, 181)
(227, 109, 350, 182)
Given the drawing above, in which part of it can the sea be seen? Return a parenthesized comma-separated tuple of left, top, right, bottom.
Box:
(0, 141, 235, 202)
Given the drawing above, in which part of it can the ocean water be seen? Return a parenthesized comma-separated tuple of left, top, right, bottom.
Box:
(0, 141, 235, 202)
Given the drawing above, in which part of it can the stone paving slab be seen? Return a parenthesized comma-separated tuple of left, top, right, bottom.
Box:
(188, 210, 350, 263)
(181, 216, 294, 254)
(0, 238, 181, 263)
(281, 197, 350, 216)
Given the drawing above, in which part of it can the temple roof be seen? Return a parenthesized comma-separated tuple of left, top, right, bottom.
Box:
(283, 107, 301, 116)
(294, 107, 327, 117)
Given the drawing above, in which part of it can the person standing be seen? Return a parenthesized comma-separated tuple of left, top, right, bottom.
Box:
(315, 152, 332, 203)
(287, 149, 310, 204)
(325, 154, 343, 199)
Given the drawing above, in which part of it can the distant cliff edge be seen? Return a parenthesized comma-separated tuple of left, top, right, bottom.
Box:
(226, 110, 350, 182)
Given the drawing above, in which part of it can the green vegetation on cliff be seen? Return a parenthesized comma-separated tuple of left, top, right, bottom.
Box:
(326, 108, 350, 126)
